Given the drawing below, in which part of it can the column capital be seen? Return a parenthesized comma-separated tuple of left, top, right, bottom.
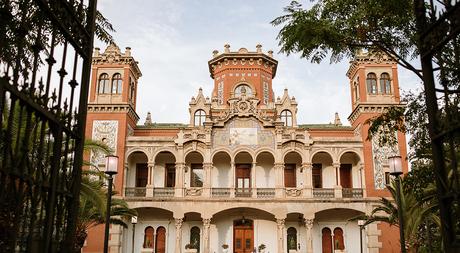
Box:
(174, 218, 183, 229)
(332, 162, 341, 168)
(302, 162, 313, 168)
(304, 218, 314, 229)
(148, 162, 155, 167)
(276, 218, 285, 227)
(203, 218, 212, 227)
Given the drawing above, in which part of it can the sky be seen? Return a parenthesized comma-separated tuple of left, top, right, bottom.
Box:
(95, 0, 422, 126)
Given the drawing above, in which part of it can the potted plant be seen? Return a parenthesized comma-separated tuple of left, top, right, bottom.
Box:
(258, 244, 266, 253)
(288, 238, 298, 253)
(222, 243, 229, 253)
(185, 243, 197, 253)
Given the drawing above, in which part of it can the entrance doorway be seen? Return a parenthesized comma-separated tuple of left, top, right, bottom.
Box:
(233, 219, 254, 253)
(236, 164, 251, 196)
(340, 164, 352, 188)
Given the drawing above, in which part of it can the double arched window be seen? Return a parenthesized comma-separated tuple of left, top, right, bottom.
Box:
(98, 73, 123, 94)
(111, 73, 122, 94)
(366, 73, 378, 94)
(280, 110, 293, 127)
(380, 73, 391, 94)
(194, 110, 206, 126)
(98, 73, 110, 94)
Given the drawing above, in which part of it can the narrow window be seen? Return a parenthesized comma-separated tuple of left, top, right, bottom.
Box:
(143, 226, 154, 248)
(135, 163, 148, 187)
(130, 80, 135, 101)
(333, 227, 345, 250)
(112, 73, 122, 94)
(322, 227, 332, 253)
(312, 163, 323, 188)
(287, 227, 297, 251)
(190, 226, 201, 252)
(366, 73, 377, 94)
(155, 227, 166, 253)
(380, 73, 391, 94)
(166, 164, 176, 187)
(98, 73, 109, 94)
(191, 163, 203, 187)
(194, 110, 206, 126)
(280, 110, 293, 127)
(284, 164, 296, 188)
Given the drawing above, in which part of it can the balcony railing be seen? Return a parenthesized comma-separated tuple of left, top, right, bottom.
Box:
(153, 187, 174, 198)
(342, 188, 364, 198)
(235, 188, 252, 197)
(211, 188, 231, 198)
(313, 188, 335, 198)
(256, 188, 275, 198)
(125, 187, 146, 197)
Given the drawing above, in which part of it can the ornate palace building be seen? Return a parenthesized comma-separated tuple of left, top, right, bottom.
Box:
(83, 43, 408, 253)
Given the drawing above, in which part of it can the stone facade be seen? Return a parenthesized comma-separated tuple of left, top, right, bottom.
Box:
(83, 44, 408, 253)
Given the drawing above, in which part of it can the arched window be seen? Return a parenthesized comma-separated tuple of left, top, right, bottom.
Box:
(111, 73, 122, 94)
(380, 73, 391, 94)
(155, 226, 166, 253)
(333, 227, 345, 250)
(194, 110, 206, 126)
(143, 226, 154, 248)
(366, 73, 377, 94)
(190, 226, 201, 252)
(98, 73, 109, 94)
(287, 227, 297, 251)
(353, 81, 359, 101)
(129, 80, 135, 102)
(321, 227, 332, 253)
(280, 110, 293, 127)
(234, 84, 252, 97)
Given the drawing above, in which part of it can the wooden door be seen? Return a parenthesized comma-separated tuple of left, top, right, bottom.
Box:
(322, 228, 332, 253)
(234, 220, 254, 253)
(155, 226, 166, 253)
(340, 164, 352, 188)
(136, 163, 148, 187)
(284, 164, 296, 187)
(165, 163, 176, 187)
(236, 164, 251, 195)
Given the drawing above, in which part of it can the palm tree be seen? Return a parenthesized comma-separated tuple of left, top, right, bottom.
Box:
(73, 140, 137, 252)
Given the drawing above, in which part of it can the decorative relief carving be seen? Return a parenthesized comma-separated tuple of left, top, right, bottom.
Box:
(285, 188, 302, 197)
(371, 131, 399, 189)
(263, 82, 269, 105)
(217, 82, 224, 105)
(91, 120, 118, 165)
(185, 188, 203, 196)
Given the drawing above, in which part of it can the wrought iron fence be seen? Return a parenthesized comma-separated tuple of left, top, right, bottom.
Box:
(0, 0, 97, 252)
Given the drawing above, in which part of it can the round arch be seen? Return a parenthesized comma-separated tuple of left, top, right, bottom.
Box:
(254, 148, 276, 160)
(152, 148, 177, 162)
(211, 206, 276, 220)
(338, 150, 362, 163)
(310, 150, 334, 163)
(126, 148, 150, 161)
(232, 81, 257, 96)
(283, 150, 304, 163)
(211, 148, 233, 161)
(233, 148, 255, 161)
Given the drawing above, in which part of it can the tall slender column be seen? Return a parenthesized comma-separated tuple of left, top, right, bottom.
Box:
(202, 218, 211, 253)
(123, 163, 128, 197)
(305, 219, 314, 253)
(146, 162, 155, 197)
(252, 162, 257, 197)
(230, 161, 235, 197)
(203, 162, 212, 197)
(175, 162, 185, 197)
(276, 219, 285, 253)
(174, 218, 183, 253)
(302, 162, 313, 198)
(274, 163, 284, 198)
(333, 162, 342, 198)
(359, 162, 366, 197)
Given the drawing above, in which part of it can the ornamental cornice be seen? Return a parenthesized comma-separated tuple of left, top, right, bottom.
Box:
(92, 45, 142, 78)
(87, 103, 140, 123)
(346, 50, 397, 78)
(208, 53, 278, 79)
(347, 103, 405, 124)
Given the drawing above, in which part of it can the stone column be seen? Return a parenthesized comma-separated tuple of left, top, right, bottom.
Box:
(333, 162, 342, 198)
(175, 162, 185, 197)
(302, 162, 313, 198)
(276, 219, 285, 253)
(252, 162, 257, 197)
(123, 163, 128, 197)
(359, 162, 367, 197)
(202, 218, 211, 253)
(146, 162, 155, 197)
(203, 162, 213, 197)
(274, 163, 284, 198)
(174, 218, 183, 253)
(305, 219, 314, 253)
(230, 161, 235, 197)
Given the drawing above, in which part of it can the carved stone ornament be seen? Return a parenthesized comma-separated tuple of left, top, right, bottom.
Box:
(285, 188, 302, 197)
(371, 131, 399, 189)
(91, 120, 118, 166)
(185, 188, 203, 196)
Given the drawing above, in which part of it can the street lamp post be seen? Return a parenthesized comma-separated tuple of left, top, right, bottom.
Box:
(131, 216, 137, 253)
(358, 220, 365, 253)
(103, 155, 119, 253)
(388, 155, 406, 253)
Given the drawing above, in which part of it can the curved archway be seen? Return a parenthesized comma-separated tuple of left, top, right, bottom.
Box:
(212, 151, 231, 188)
(284, 152, 302, 188)
(311, 152, 334, 188)
(126, 151, 149, 195)
(255, 151, 275, 188)
(154, 151, 176, 188)
(185, 151, 204, 188)
(339, 151, 362, 189)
